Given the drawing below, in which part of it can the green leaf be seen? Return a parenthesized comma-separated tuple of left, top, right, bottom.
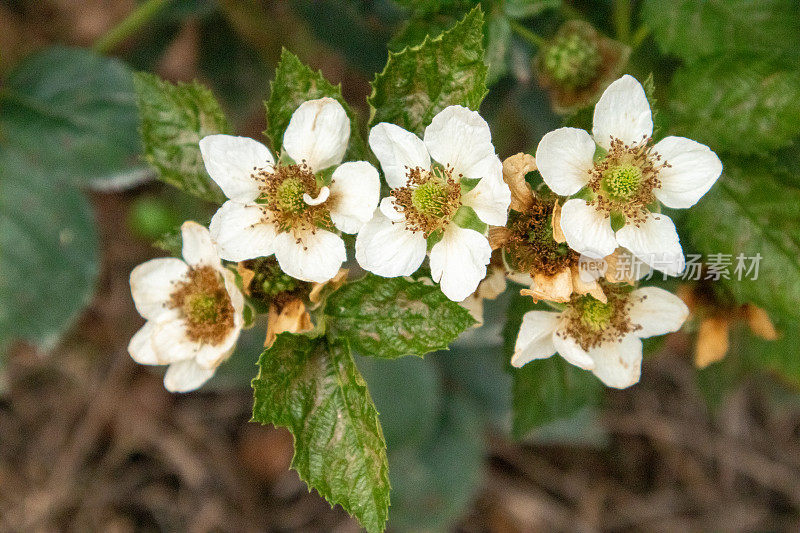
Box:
(503, 291, 602, 438)
(0, 46, 140, 352)
(265, 49, 368, 161)
(368, 5, 488, 136)
(684, 159, 800, 323)
(642, 0, 800, 62)
(252, 334, 390, 533)
(0, 46, 141, 186)
(667, 56, 800, 155)
(325, 274, 476, 359)
(0, 148, 98, 353)
(133, 72, 230, 203)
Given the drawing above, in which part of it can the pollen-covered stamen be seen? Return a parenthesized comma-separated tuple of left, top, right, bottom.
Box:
(560, 284, 640, 350)
(169, 265, 235, 345)
(504, 196, 578, 276)
(254, 163, 334, 234)
(587, 137, 668, 224)
(391, 166, 461, 237)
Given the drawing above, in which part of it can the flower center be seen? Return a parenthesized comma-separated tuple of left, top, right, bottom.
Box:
(503, 197, 578, 277)
(560, 286, 640, 350)
(587, 137, 667, 224)
(169, 265, 235, 345)
(391, 166, 461, 237)
(542, 32, 601, 90)
(276, 177, 306, 213)
(602, 164, 642, 200)
(255, 163, 334, 234)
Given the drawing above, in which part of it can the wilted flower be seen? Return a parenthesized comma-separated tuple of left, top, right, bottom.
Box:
(536, 75, 723, 275)
(356, 105, 511, 302)
(128, 222, 244, 392)
(200, 97, 379, 283)
(512, 285, 689, 388)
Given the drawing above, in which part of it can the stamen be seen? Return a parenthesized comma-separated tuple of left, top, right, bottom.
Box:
(391, 166, 461, 237)
(255, 163, 334, 235)
(169, 265, 235, 345)
(559, 284, 641, 350)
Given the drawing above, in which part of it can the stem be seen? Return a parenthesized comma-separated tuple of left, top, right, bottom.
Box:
(93, 0, 170, 54)
(509, 20, 547, 48)
(612, 0, 631, 43)
(631, 24, 651, 50)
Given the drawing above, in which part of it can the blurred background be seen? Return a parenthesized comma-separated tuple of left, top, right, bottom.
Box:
(2, 0, 800, 531)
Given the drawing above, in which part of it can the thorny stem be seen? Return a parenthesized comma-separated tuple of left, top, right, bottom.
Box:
(509, 20, 547, 48)
(93, 0, 170, 54)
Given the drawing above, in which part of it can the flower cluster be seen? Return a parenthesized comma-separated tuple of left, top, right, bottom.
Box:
(128, 75, 721, 391)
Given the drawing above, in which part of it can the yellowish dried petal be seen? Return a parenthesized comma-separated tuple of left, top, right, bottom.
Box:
(308, 268, 349, 307)
(524, 268, 574, 303)
(236, 262, 257, 296)
(744, 305, 778, 341)
(265, 299, 313, 348)
(502, 153, 536, 212)
(552, 199, 566, 243)
(603, 248, 637, 285)
(488, 226, 513, 250)
(570, 266, 607, 303)
(695, 316, 730, 368)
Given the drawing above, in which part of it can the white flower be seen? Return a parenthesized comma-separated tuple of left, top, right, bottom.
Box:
(511, 286, 688, 388)
(535, 75, 722, 276)
(356, 105, 511, 301)
(200, 97, 380, 283)
(128, 222, 245, 392)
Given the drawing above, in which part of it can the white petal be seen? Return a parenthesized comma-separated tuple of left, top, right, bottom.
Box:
(180, 221, 219, 268)
(592, 75, 653, 150)
(423, 105, 498, 180)
(209, 201, 276, 262)
(328, 161, 381, 233)
(379, 196, 404, 221)
(164, 359, 216, 393)
(128, 321, 160, 365)
(511, 311, 560, 367)
(221, 268, 245, 317)
(535, 127, 595, 195)
(429, 225, 492, 302)
(283, 97, 349, 173)
(588, 335, 642, 389)
(553, 330, 595, 370)
(195, 334, 238, 369)
(628, 286, 689, 338)
(368, 123, 430, 188)
(653, 136, 723, 209)
(273, 229, 346, 283)
(616, 213, 685, 276)
(130, 258, 188, 321)
(355, 209, 426, 277)
(303, 186, 330, 206)
(199, 134, 272, 202)
(152, 317, 202, 364)
(559, 199, 617, 259)
(462, 172, 511, 226)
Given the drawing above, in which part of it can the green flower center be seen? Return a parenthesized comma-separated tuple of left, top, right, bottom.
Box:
(579, 297, 614, 332)
(542, 33, 601, 89)
(276, 177, 306, 213)
(412, 180, 449, 217)
(185, 293, 218, 324)
(602, 164, 643, 200)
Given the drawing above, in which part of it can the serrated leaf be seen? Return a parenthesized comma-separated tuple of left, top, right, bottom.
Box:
(668, 56, 800, 155)
(265, 49, 368, 161)
(684, 160, 800, 323)
(368, 5, 488, 136)
(133, 72, 230, 203)
(642, 0, 800, 63)
(325, 274, 476, 359)
(0, 46, 141, 185)
(503, 291, 602, 438)
(252, 334, 389, 533)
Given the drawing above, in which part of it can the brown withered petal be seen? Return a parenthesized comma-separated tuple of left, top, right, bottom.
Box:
(501, 153, 536, 212)
(488, 226, 513, 250)
(308, 268, 349, 307)
(570, 267, 607, 303)
(524, 269, 573, 303)
(265, 299, 313, 348)
(552, 199, 566, 243)
(743, 305, 778, 341)
(603, 248, 639, 285)
(236, 262, 257, 296)
(695, 316, 730, 369)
